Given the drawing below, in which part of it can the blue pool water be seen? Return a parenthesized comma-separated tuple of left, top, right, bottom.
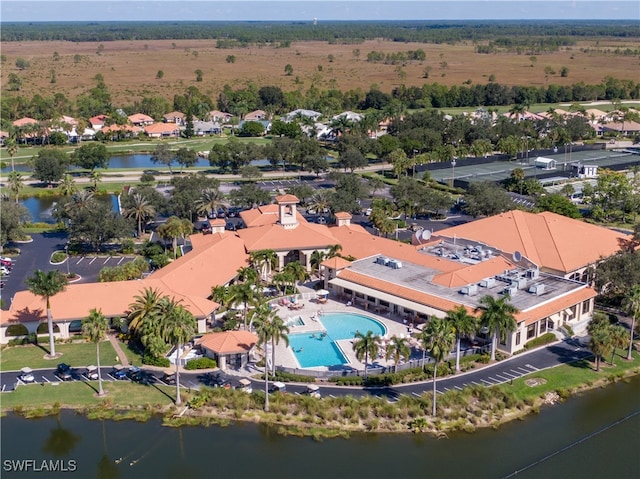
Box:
(289, 312, 387, 368)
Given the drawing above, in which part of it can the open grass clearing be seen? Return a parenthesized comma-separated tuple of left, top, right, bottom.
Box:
(1, 380, 176, 410)
(498, 350, 640, 401)
(0, 341, 119, 371)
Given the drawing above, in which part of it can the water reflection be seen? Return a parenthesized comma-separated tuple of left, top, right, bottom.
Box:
(21, 194, 118, 224)
(42, 415, 81, 457)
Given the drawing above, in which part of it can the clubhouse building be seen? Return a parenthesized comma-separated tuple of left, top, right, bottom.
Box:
(0, 196, 627, 356)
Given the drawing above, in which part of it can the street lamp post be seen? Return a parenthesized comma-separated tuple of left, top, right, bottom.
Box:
(65, 245, 70, 276)
(451, 158, 457, 188)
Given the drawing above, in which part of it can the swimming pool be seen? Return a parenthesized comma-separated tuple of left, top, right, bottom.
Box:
(288, 312, 387, 368)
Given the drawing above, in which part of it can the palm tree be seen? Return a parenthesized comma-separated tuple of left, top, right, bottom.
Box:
(5, 137, 18, 172)
(26, 270, 68, 357)
(236, 266, 259, 285)
(623, 285, 640, 360)
(249, 249, 278, 282)
(89, 170, 102, 191)
(127, 287, 163, 334)
(326, 244, 342, 259)
(58, 174, 78, 197)
(353, 330, 380, 378)
(195, 188, 227, 219)
(157, 216, 192, 258)
(609, 325, 628, 366)
(252, 304, 289, 412)
(228, 282, 258, 330)
(588, 322, 611, 372)
(210, 285, 231, 308)
(82, 308, 109, 396)
(7, 171, 24, 204)
(307, 190, 331, 216)
(160, 297, 197, 406)
(283, 261, 308, 292)
(421, 317, 456, 416)
(309, 250, 327, 277)
(475, 295, 518, 361)
(385, 336, 410, 373)
(445, 305, 478, 372)
(124, 193, 156, 238)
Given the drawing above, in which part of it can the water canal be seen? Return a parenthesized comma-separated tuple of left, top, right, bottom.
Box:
(1, 376, 638, 479)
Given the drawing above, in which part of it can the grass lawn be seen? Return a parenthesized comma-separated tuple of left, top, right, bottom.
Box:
(0, 381, 177, 410)
(0, 341, 120, 371)
(499, 350, 640, 401)
(120, 341, 144, 367)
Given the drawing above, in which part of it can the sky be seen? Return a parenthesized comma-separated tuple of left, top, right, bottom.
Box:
(1, 1, 637, 22)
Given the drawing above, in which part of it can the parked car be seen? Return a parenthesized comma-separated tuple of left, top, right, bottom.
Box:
(162, 372, 176, 385)
(236, 378, 252, 393)
(0, 266, 11, 275)
(55, 363, 73, 381)
(365, 208, 372, 216)
(269, 381, 286, 394)
(19, 367, 35, 383)
(0, 259, 12, 268)
(304, 384, 321, 398)
(85, 366, 99, 380)
(225, 222, 236, 231)
(317, 216, 327, 225)
(112, 366, 128, 380)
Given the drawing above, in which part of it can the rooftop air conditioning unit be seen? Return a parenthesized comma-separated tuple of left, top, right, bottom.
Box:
(393, 260, 403, 269)
(526, 269, 540, 280)
(480, 278, 496, 288)
(376, 257, 389, 266)
(503, 286, 518, 297)
(514, 278, 528, 290)
(528, 284, 545, 295)
(467, 284, 478, 296)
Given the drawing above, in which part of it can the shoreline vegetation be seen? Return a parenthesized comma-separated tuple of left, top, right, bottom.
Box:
(3, 352, 638, 439)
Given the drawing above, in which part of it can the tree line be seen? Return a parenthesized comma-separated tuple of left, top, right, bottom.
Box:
(2, 20, 638, 44)
(3, 76, 639, 127)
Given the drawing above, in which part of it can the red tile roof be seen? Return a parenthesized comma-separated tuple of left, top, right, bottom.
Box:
(334, 212, 352, 220)
(197, 331, 258, 354)
(515, 287, 596, 326)
(275, 194, 299, 203)
(236, 222, 339, 252)
(435, 210, 626, 273)
(144, 123, 180, 135)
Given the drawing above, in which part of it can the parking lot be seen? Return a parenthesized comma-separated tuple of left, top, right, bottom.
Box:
(0, 233, 136, 309)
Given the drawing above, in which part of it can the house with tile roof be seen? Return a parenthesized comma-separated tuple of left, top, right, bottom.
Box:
(128, 113, 155, 127)
(163, 111, 186, 125)
(144, 123, 181, 138)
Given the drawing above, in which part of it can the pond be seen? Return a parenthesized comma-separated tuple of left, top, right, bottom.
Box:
(1, 377, 638, 479)
(21, 194, 119, 224)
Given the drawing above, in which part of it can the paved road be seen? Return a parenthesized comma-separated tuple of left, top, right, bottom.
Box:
(2, 337, 593, 400)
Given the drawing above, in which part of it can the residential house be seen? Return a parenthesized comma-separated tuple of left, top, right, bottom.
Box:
(128, 113, 155, 127)
(284, 109, 322, 123)
(163, 111, 186, 125)
(193, 120, 222, 136)
(244, 110, 267, 121)
(208, 110, 234, 123)
(89, 115, 109, 131)
(144, 123, 180, 138)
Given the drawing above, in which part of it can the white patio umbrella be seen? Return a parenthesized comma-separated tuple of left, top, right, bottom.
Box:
(316, 289, 330, 296)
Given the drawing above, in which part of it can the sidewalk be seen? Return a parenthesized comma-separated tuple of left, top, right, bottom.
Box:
(107, 333, 130, 367)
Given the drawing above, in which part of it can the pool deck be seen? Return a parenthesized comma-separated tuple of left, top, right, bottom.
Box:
(272, 297, 412, 372)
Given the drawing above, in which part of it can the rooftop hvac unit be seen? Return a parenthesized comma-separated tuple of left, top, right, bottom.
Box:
(513, 278, 528, 290)
(503, 286, 518, 297)
(526, 269, 540, 280)
(467, 284, 478, 296)
(480, 278, 496, 288)
(391, 260, 403, 269)
(376, 256, 389, 266)
(528, 284, 545, 295)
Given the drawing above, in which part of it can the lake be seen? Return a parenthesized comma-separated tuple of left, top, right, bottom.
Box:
(1, 377, 638, 479)
(21, 194, 119, 224)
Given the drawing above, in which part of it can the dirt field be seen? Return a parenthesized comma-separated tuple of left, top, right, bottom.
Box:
(2, 37, 639, 105)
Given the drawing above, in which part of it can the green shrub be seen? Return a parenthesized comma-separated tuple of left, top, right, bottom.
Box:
(331, 375, 364, 386)
(51, 251, 67, 263)
(524, 332, 557, 350)
(185, 357, 217, 370)
(269, 371, 316, 383)
(564, 325, 575, 337)
(120, 238, 135, 254)
(142, 354, 170, 367)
